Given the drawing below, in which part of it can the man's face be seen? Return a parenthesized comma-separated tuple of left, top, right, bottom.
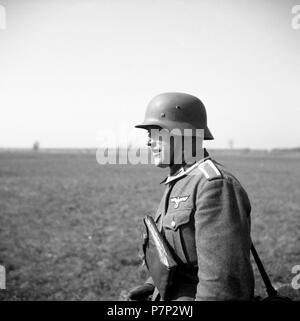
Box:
(146, 127, 185, 168)
(147, 127, 173, 167)
(146, 127, 205, 167)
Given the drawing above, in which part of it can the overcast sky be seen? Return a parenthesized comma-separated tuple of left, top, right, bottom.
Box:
(0, 0, 299, 149)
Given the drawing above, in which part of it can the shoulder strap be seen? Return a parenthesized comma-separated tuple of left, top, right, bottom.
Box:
(251, 242, 278, 297)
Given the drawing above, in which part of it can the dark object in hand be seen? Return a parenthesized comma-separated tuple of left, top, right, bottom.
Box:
(142, 215, 180, 300)
(127, 283, 155, 301)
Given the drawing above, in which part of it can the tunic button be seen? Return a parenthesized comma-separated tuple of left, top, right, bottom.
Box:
(171, 220, 176, 228)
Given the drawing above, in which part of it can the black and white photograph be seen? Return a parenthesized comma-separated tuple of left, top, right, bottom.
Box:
(0, 0, 299, 310)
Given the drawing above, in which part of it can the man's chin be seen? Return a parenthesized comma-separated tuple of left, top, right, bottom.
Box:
(156, 163, 169, 168)
(153, 159, 169, 168)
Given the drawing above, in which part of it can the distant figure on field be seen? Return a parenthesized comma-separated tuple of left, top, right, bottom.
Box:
(33, 141, 40, 151)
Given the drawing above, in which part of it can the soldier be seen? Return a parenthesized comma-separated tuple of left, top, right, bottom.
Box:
(128, 92, 255, 301)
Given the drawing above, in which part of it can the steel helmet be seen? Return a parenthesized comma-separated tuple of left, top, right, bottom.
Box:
(135, 92, 214, 140)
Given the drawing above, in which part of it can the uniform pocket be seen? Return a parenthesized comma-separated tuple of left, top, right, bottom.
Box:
(163, 209, 193, 231)
(162, 209, 197, 265)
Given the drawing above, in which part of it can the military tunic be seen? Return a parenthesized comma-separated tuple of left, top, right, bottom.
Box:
(145, 152, 255, 301)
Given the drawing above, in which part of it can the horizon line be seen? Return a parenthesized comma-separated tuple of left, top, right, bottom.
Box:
(0, 146, 300, 151)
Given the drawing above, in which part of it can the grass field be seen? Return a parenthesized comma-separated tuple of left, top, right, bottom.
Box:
(0, 150, 299, 300)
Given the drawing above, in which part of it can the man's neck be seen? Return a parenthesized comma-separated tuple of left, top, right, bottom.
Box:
(168, 148, 209, 176)
(169, 163, 183, 176)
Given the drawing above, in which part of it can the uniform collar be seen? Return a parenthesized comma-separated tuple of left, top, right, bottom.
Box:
(160, 149, 211, 185)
